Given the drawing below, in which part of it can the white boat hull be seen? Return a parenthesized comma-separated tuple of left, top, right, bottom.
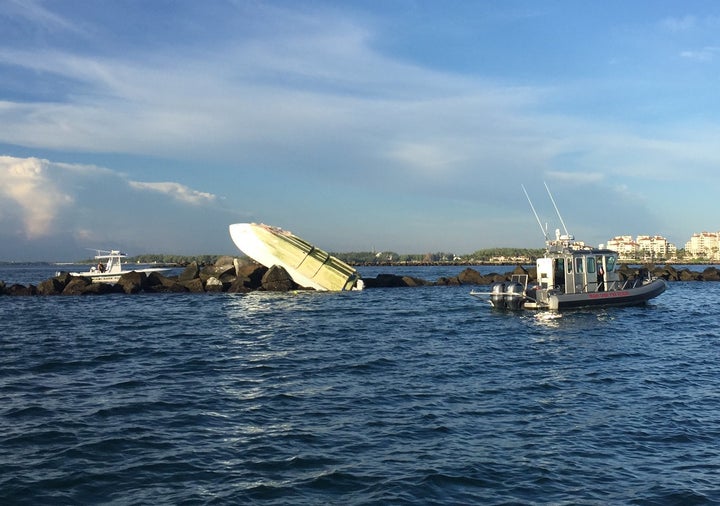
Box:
(229, 223, 361, 291)
(72, 267, 171, 284)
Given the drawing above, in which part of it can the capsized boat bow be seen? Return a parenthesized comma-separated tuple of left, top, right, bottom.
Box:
(229, 223, 363, 291)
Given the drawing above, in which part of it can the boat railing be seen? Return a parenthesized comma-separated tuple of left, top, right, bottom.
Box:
(604, 278, 647, 291)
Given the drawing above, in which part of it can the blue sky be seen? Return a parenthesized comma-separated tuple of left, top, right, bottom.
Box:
(1, 0, 719, 261)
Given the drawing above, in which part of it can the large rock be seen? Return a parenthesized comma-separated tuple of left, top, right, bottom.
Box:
(81, 282, 121, 295)
(6, 283, 36, 296)
(214, 256, 236, 268)
(400, 276, 430, 287)
(200, 264, 236, 283)
(236, 264, 266, 288)
(435, 276, 461, 286)
(457, 268, 485, 285)
(226, 277, 254, 293)
(205, 276, 225, 292)
(363, 274, 410, 288)
(261, 265, 297, 291)
(37, 275, 68, 295)
(178, 261, 200, 282)
(62, 276, 92, 295)
(679, 269, 701, 281)
(702, 267, 720, 281)
(117, 271, 148, 294)
(180, 277, 205, 293)
(146, 271, 188, 293)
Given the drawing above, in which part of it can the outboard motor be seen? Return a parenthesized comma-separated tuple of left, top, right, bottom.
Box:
(504, 282, 525, 310)
(490, 282, 506, 309)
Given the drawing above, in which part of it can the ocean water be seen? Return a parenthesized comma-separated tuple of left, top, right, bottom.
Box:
(1, 265, 719, 505)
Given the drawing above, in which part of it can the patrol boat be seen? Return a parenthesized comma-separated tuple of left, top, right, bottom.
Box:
(470, 185, 667, 311)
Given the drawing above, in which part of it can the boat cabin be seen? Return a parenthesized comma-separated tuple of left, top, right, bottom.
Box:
(536, 248, 619, 295)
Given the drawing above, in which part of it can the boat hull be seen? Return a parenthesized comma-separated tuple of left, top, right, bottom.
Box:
(71, 267, 171, 284)
(546, 278, 667, 310)
(228, 223, 361, 291)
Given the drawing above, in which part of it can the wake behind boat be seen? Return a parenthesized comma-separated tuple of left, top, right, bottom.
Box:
(229, 223, 363, 291)
(471, 184, 667, 311)
(67, 250, 171, 283)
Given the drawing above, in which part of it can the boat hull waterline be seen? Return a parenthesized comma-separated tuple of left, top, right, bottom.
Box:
(472, 277, 667, 311)
(229, 223, 362, 291)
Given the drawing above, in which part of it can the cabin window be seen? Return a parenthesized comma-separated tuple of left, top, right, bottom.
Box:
(575, 257, 583, 273)
(555, 259, 565, 286)
(587, 256, 596, 274)
(607, 256, 616, 272)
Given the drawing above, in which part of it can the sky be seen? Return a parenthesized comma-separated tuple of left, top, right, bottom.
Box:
(1, 0, 719, 261)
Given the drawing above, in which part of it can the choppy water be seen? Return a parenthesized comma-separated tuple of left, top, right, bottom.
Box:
(1, 265, 719, 504)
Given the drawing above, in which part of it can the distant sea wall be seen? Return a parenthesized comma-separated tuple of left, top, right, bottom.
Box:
(1, 260, 718, 296)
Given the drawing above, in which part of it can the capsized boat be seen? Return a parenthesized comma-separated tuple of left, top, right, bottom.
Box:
(67, 250, 171, 283)
(470, 184, 667, 311)
(228, 223, 363, 291)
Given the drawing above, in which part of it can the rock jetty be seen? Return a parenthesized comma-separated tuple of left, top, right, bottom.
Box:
(0, 259, 717, 296)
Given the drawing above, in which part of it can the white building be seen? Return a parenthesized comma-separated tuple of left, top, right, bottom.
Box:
(606, 236, 638, 258)
(685, 232, 720, 260)
(606, 235, 676, 260)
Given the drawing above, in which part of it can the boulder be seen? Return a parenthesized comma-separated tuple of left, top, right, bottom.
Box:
(62, 276, 92, 295)
(363, 274, 409, 288)
(214, 255, 236, 268)
(457, 268, 485, 285)
(178, 261, 200, 282)
(679, 269, 701, 281)
(200, 264, 236, 283)
(435, 276, 460, 286)
(702, 267, 720, 281)
(205, 276, 225, 292)
(6, 283, 36, 296)
(180, 277, 205, 293)
(401, 276, 429, 287)
(37, 276, 68, 296)
(146, 271, 188, 293)
(117, 271, 148, 294)
(226, 277, 254, 293)
(235, 264, 266, 288)
(81, 282, 121, 295)
(261, 265, 296, 291)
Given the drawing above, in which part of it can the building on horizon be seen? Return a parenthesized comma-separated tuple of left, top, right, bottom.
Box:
(685, 231, 720, 261)
(606, 235, 677, 260)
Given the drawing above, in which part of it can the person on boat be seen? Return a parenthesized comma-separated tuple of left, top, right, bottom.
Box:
(597, 257, 605, 292)
(97, 262, 105, 273)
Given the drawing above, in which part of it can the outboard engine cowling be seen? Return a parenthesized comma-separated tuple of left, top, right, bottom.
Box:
(504, 282, 525, 310)
(490, 282, 506, 309)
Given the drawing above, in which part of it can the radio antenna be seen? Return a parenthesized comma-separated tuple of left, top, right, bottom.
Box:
(544, 182, 570, 237)
(522, 184, 548, 240)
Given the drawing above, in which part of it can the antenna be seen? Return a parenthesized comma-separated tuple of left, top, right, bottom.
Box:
(544, 182, 570, 237)
(522, 184, 548, 240)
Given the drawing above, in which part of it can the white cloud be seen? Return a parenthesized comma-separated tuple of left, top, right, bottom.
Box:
(661, 15, 697, 33)
(680, 46, 720, 62)
(128, 181, 217, 205)
(0, 156, 220, 245)
(0, 156, 74, 238)
(2, 0, 81, 34)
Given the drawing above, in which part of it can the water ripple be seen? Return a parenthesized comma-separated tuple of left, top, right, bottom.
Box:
(1, 273, 720, 504)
